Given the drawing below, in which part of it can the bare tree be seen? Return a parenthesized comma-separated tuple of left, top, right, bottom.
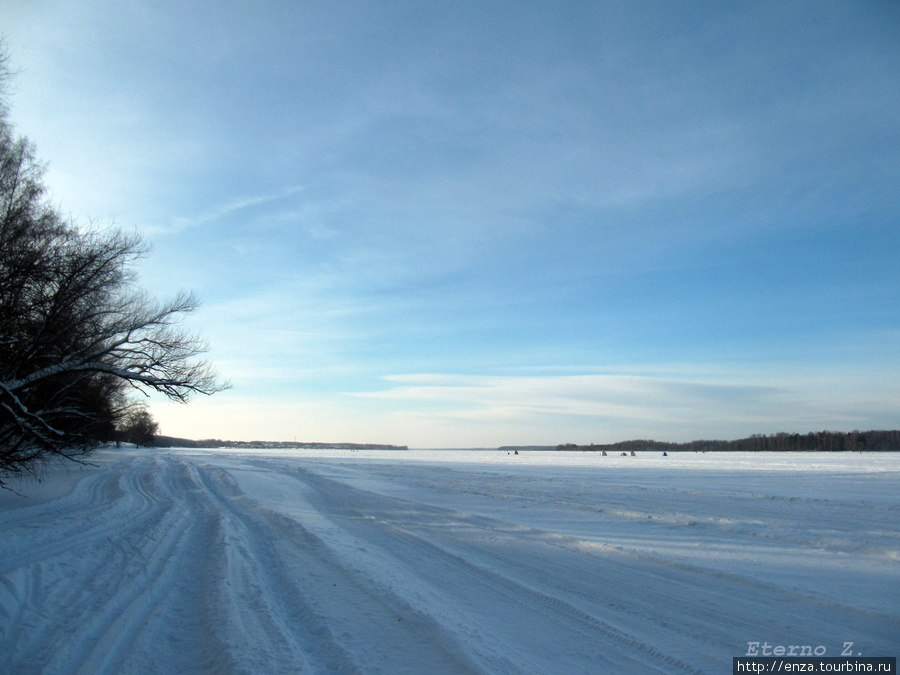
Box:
(0, 49, 227, 484)
(117, 407, 159, 447)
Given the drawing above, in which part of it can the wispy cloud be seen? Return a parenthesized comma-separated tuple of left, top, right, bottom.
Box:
(350, 369, 899, 444)
(355, 372, 779, 419)
(156, 185, 305, 235)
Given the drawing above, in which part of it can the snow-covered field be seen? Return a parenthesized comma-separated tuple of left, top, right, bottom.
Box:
(0, 448, 897, 674)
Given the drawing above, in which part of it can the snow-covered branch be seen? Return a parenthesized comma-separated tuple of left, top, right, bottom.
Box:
(1, 53, 227, 483)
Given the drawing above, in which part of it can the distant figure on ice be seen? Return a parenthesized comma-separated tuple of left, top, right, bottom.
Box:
(601, 450, 607, 456)
(662, 452, 667, 457)
(629, 450, 636, 456)
(621, 452, 627, 456)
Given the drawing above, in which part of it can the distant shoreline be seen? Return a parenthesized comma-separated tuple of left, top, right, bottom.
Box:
(152, 430, 900, 452)
(556, 429, 900, 453)
(153, 436, 408, 450)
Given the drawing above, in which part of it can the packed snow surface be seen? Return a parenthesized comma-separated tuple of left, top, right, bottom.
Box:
(0, 448, 897, 673)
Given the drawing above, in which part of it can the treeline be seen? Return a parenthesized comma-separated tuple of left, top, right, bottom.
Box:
(154, 436, 408, 450)
(557, 430, 900, 453)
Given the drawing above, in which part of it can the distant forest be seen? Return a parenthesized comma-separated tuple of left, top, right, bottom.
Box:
(558, 430, 900, 453)
(153, 436, 408, 450)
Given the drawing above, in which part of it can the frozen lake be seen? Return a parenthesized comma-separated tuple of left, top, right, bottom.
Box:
(1, 448, 897, 673)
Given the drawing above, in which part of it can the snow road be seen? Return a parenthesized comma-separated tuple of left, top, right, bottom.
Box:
(0, 448, 897, 674)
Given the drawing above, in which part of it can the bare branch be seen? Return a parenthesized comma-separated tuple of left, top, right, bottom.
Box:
(0, 49, 228, 484)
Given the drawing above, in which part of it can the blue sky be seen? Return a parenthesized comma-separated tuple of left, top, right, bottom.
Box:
(3, 1, 898, 447)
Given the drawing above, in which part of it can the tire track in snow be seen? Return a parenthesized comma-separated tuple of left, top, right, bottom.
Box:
(2, 453, 477, 673)
(322, 459, 900, 610)
(396, 521, 704, 674)
(0, 456, 177, 672)
(286, 463, 899, 673)
(0, 455, 239, 674)
(193, 464, 360, 673)
(347, 462, 900, 561)
(0, 462, 142, 573)
(288, 466, 703, 674)
(64, 459, 237, 674)
(3, 450, 896, 673)
(196, 462, 484, 674)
